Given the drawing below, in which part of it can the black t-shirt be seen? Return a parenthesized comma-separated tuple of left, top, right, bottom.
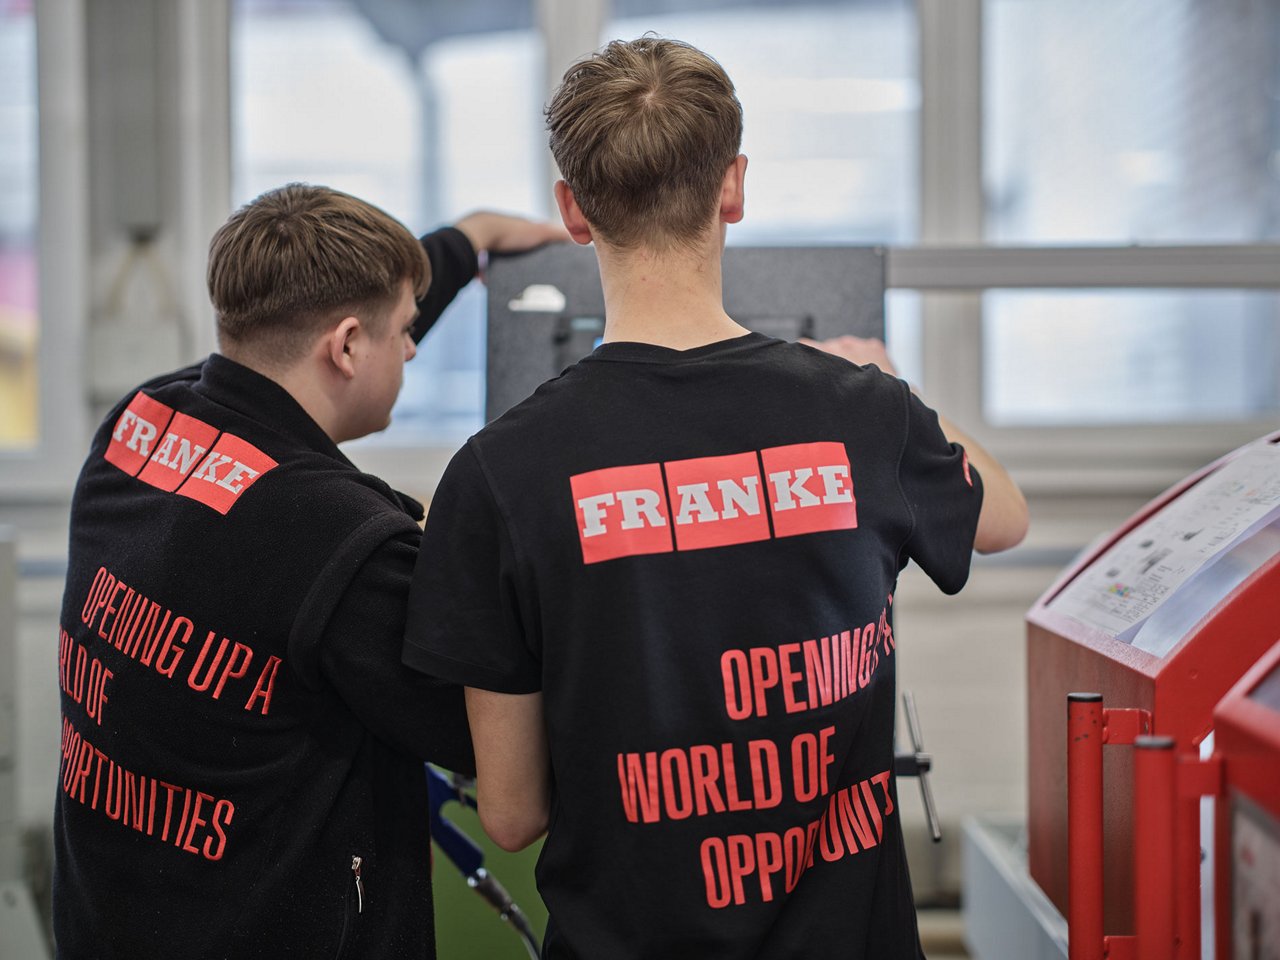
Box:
(405, 333, 983, 960)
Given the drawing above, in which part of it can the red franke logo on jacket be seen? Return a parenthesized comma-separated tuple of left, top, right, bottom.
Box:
(570, 442, 857, 564)
(104, 392, 277, 514)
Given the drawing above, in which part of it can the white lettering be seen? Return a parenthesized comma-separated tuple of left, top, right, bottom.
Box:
(151, 432, 179, 466)
(127, 417, 158, 455)
(192, 452, 233, 483)
(113, 410, 137, 443)
(215, 461, 259, 495)
(618, 489, 666, 530)
(675, 483, 719, 525)
(169, 439, 208, 476)
(768, 469, 821, 511)
(817, 464, 853, 504)
(717, 476, 761, 519)
(578, 493, 616, 538)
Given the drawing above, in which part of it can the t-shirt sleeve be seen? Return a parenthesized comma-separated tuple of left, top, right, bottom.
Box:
(319, 530, 476, 774)
(896, 384, 985, 595)
(413, 226, 479, 343)
(403, 443, 541, 694)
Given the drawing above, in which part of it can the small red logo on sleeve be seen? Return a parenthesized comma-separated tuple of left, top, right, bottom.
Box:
(136, 412, 222, 492)
(759, 442, 857, 539)
(176, 433, 278, 515)
(571, 462, 673, 564)
(663, 452, 771, 551)
(104, 392, 176, 477)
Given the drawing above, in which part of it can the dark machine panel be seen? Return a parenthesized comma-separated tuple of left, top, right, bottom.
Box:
(484, 244, 885, 422)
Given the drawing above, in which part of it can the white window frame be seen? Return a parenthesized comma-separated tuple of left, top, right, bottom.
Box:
(914, 0, 1280, 497)
(0, 0, 91, 499)
(2, 0, 230, 502)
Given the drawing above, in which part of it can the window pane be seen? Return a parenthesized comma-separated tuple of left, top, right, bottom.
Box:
(232, 0, 541, 444)
(985, 0, 1280, 244)
(983, 290, 1280, 426)
(0, 0, 38, 450)
(608, 1, 919, 245)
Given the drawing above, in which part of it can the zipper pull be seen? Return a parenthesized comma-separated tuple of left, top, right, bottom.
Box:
(351, 856, 364, 914)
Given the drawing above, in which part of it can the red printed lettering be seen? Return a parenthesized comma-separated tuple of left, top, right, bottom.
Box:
(104, 392, 175, 476)
(759, 442, 857, 539)
(244, 656, 282, 715)
(618, 739, 780, 824)
(568, 441, 861, 562)
(720, 608, 894, 720)
(177, 432, 277, 515)
(663, 452, 770, 551)
(136, 412, 220, 492)
(572, 463, 673, 564)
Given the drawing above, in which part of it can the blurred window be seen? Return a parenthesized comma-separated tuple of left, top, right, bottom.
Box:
(232, 0, 542, 445)
(984, 290, 1280, 427)
(0, 0, 38, 450)
(610, 1, 919, 246)
(983, 0, 1280, 427)
(608, 0, 920, 371)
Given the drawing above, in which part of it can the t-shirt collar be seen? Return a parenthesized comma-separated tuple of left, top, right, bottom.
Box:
(588, 331, 771, 364)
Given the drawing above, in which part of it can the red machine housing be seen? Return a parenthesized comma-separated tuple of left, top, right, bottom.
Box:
(1027, 431, 1280, 950)
(1212, 640, 1280, 960)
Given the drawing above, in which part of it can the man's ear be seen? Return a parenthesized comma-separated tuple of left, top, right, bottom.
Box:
(720, 154, 748, 225)
(554, 180, 594, 246)
(326, 316, 362, 380)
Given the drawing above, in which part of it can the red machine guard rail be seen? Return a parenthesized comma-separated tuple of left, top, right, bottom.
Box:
(1067, 694, 1152, 960)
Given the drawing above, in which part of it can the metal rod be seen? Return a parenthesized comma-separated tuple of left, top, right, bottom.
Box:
(1134, 736, 1176, 960)
(902, 692, 942, 841)
(1068, 693, 1105, 960)
(1176, 789, 1201, 960)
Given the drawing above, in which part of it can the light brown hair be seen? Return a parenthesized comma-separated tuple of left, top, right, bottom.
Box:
(546, 36, 743, 251)
(208, 183, 429, 360)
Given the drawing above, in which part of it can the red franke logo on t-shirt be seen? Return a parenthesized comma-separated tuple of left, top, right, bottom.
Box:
(571, 442, 857, 564)
(104, 392, 277, 515)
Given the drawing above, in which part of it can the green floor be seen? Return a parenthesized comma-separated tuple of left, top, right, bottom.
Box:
(432, 802, 548, 960)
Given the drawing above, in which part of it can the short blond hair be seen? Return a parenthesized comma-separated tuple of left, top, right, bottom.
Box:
(546, 37, 743, 251)
(208, 184, 429, 360)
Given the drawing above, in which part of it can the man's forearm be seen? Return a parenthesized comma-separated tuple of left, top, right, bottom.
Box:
(465, 687, 552, 852)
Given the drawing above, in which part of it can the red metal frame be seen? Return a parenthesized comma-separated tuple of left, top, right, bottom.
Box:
(1029, 431, 1280, 947)
(1133, 737, 1176, 960)
(1068, 697, 1152, 960)
(1068, 695, 1105, 960)
(1211, 640, 1280, 960)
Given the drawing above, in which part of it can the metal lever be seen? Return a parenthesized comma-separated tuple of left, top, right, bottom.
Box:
(893, 691, 942, 842)
(427, 766, 542, 959)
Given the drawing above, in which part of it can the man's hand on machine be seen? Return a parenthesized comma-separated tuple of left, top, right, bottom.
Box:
(454, 211, 571, 257)
(800, 335, 900, 379)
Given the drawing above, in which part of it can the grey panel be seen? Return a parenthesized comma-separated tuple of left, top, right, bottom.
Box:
(961, 816, 1069, 960)
(484, 244, 885, 422)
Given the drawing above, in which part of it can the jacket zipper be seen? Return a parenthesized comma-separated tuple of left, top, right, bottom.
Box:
(351, 856, 365, 914)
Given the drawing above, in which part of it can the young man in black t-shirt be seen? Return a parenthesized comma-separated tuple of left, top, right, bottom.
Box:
(404, 39, 1028, 959)
(53, 184, 565, 960)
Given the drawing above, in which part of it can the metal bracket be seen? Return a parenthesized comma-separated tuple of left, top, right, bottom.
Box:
(1101, 708, 1152, 745)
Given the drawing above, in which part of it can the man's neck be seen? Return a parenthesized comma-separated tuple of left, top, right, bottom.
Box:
(220, 345, 345, 443)
(596, 234, 750, 350)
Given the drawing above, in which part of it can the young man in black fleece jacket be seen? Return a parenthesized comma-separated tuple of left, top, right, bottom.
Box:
(52, 184, 565, 960)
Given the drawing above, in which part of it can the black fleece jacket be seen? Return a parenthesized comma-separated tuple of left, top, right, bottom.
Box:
(52, 228, 478, 960)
